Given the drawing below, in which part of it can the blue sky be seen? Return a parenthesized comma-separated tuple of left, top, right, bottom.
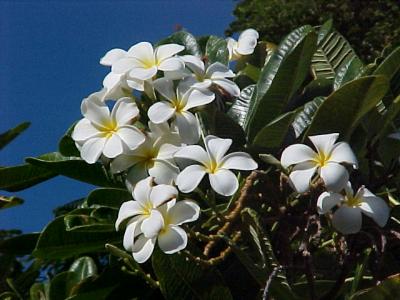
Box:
(0, 0, 235, 232)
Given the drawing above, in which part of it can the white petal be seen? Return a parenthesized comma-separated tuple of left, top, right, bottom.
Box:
(116, 201, 143, 230)
(237, 30, 258, 55)
(100, 48, 127, 66)
(280, 144, 316, 168)
(169, 200, 200, 225)
(72, 119, 100, 142)
(148, 101, 175, 124)
(206, 62, 235, 79)
(205, 135, 232, 163)
(317, 192, 343, 214)
(174, 145, 209, 165)
(212, 78, 240, 97)
(81, 97, 110, 127)
(111, 57, 138, 74)
(132, 235, 156, 263)
(80, 137, 106, 164)
(289, 162, 317, 193)
(129, 66, 158, 81)
(226, 37, 237, 60)
(320, 162, 349, 192)
(126, 163, 149, 186)
(128, 42, 154, 63)
(117, 126, 145, 150)
(158, 225, 187, 254)
(155, 44, 184, 62)
(209, 169, 238, 196)
(103, 72, 123, 90)
(157, 143, 180, 159)
(309, 133, 339, 156)
(149, 160, 180, 185)
(103, 134, 124, 158)
(153, 78, 176, 101)
(158, 57, 185, 72)
(239, 28, 259, 40)
(329, 142, 358, 168)
(123, 220, 139, 251)
(176, 164, 206, 193)
(184, 88, 215, 110)
(111, 97, 139, 126)
(150, 184, 178, 207)
(175, 112, 200, 144)
(221, 152, 258, 170)
(110, 154, 142, 174)
(141, 209, 164, 238)
(126, 77, 145, 91)
(332, 206, 362, 234)
(181, 55, 205, 75)
(359, 191, 390, 227)
(133, 177, 153, 205)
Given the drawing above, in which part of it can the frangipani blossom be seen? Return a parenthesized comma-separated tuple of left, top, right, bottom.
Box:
(181, 55, 240, 97)
(174, 135, 258, 196)
(111, 122, 181, 185)
(148, 78, 215, 144)
(226, 28, 259, 61)
(111, 42, 185, 82)
(281, 133, 358, 193)
(317, 183, 390, 234)
(129, 198, 200, 263)
(72, 95, 145, 164)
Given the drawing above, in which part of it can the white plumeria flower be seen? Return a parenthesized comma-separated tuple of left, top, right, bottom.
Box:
(116, 177, 196, 263)
(280, 133, 358, 193)
(111, 42, 185, 82)
(72, 95, 145, 164)
(181, 55, 240, 97)
(317, 182, 390, 234)
(148, 78, 215, 144)
(174, 135, 258, 196)
(131, 198, 200, 263)
(111, 122, 181, 185)
(226, 28, 259, 61)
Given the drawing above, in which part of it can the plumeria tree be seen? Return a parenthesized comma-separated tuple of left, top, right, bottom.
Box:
(1, 20, 400, 300)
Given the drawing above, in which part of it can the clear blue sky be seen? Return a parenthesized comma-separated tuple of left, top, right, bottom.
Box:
(0, 0, 235, 232)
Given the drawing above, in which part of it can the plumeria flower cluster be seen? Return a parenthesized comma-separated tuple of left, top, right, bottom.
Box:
(71, 30, 259, 262)
(281, 133, 390, 234)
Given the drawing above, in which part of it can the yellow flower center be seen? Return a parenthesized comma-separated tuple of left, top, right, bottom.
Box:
(345, 195, 362, 207)
(205, 160, 219, 174)
(313, 151, 331, 167)
(101, 120, 118, 138)
(171, 98, 186, 114)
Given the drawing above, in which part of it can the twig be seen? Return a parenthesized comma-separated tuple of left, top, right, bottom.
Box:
(262, 266, 282, 300)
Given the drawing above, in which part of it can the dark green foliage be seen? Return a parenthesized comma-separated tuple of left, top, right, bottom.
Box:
(227, 0, 400, 62)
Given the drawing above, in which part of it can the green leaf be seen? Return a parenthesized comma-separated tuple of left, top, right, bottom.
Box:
(33, 217, 121, 260)
(85, 188, 131, 208)
(237, 64, 261, 82)
(69, 257, 98, 282)
(292, 96, 325, 138)
(259, 154, 282, 169)
(160, 31, 202, 56)
(0, 233, 39, 255)
(48, 271, 80, 300)
(350, 274, 400, 299)
(152, 248, 233, 300)
(305, 76, 390, 140)
(30, 282, 49, 300)
(333, 56, 365, 90)
(373, 46, 400, 82)
(0, 122, 30, 150)
(59, 122, 80, 157)
(0, 164, 56, 192)
(245, 25, 318, 141)
(0, 195, 23, 210)
(312, 21, 363, 82)
(26, 152, 123, 188)
(252, 110, 298, 148)
(205, 36, 229, 65)
(227, 84, 255, 127)
(372, 94, 400, 143)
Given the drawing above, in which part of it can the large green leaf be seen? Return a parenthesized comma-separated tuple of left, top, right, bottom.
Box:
(152, 248, 233, 300)
(26, 152, 123, 188)
(0, 195, 23, 210)
(205, 36, 229, 65)
(69, 257, 98, 282)
(227, 84, 255, 127)
(0, 233, 39, 255)
(85, 188, 131, 208)
(350, 274, 400, 299)
(312, 21, 362, 82)
(159, 31, 202, 56)
(305, 76, 389, 139)
(374, 46, 400, 83)
(48, 271, 80, 300)
(59, 122, 80, 157)
(245, 25, 318, 141)
(292, 96, 325, 138)
(0, 163, 56, 192)
(0, 122, 30, 150)
(333, 56, 365, 90)
(33, 217, 121, 260)
(252, 110, 298, 148)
